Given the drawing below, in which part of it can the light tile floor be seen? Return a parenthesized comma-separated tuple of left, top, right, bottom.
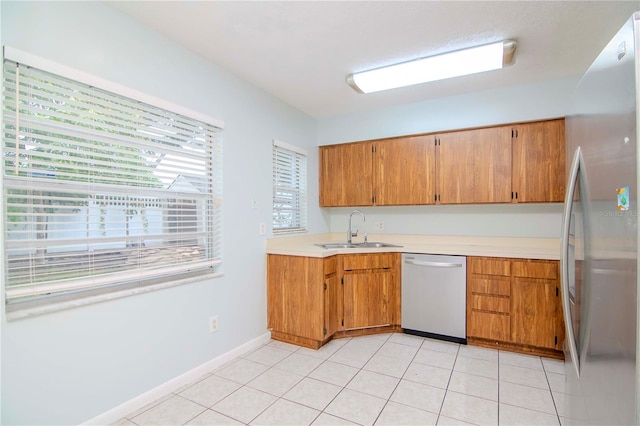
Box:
(116, 333, 566, 425)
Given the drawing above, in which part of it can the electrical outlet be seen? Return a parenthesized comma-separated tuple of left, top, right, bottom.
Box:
(374, 221, 384, 231)
(259, 222, 266, 235)
(209, 315, 219, 333)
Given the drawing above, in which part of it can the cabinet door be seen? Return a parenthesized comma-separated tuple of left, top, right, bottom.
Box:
(511, 260, 563, 350)
(267, 255, 324, 341)
(374, 135, 436, 205)
(343, 270, 394, 329)
(324, 274, 340, 338)
(511, 277, 561, 349)
(438, 127, 512, 204)
(319, 143, 373, 207)
(512, 119, 566, 203)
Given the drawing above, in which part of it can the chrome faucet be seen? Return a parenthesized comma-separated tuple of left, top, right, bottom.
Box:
(347, 209, 366, 244)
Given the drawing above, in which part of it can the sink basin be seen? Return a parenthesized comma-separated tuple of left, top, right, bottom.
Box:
(354, 242, 402, 248)
(315, 242, 402, 249)
(315, 243, 358, 249)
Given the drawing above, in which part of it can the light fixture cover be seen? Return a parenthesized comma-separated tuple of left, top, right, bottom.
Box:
(347, 40, 517, 94)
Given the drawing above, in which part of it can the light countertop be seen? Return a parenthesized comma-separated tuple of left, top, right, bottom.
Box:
(266, 233, 561, 260)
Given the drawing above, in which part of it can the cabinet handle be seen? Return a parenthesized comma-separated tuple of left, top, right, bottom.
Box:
(404, 259, 463, 268)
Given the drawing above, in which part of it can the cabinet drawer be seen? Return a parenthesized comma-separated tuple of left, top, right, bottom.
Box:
(468, 311, 510, 341)
(468, 257, 510, 276)
(324, 256, 337, 275)
(342, 253, 396, 271)
(470, 294, 510, 314)
(512, 260, 558, 279)
(469, 277, 510, 296)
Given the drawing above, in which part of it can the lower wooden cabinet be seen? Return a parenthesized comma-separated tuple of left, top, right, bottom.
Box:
(267, 254, 328, 348)
(341, 253, 399, 330)
(267, 253, 400, 349)
(467, 256, 565, 357)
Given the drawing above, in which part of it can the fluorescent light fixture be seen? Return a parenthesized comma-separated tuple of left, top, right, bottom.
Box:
(346, 40, 517, 94)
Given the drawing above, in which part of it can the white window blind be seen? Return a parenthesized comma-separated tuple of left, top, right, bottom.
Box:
(272, 139, 307, 233)
(2, 59, 223, 307)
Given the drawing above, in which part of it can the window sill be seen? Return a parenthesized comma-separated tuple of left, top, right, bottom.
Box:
(5, 272, 223, 321)
(273, 229, 308, 236)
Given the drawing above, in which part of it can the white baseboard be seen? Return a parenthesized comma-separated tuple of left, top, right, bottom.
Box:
(82, 331, 272, 425)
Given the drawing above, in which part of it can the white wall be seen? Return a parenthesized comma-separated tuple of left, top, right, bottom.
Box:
(317, 77, 580, 238)
(0, 2, 322, 424)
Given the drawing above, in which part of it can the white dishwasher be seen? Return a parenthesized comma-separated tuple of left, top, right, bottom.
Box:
(401, 253, 467, 344)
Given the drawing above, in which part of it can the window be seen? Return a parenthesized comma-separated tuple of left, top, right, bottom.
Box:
(272, 139, 307, 233)
(2, 53, 223, 311)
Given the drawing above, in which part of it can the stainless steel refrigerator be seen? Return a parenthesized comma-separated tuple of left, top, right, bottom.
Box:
(561, 12, 640, 425)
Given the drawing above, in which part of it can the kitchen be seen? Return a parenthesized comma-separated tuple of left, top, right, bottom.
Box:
(1, 1, 639, 425)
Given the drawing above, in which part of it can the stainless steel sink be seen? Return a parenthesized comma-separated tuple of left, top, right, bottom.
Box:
(315, 243, 358, 249)
(316, 242, 401, 249)
(354, 242, 402, 248)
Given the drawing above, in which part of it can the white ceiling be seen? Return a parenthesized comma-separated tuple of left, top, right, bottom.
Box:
(106, 1, 638, 118)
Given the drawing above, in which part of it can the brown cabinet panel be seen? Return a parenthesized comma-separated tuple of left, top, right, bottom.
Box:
(342, 253, 396, 271)
(511, 278, 560, 349)
(324, 274, 341, 338)
(468, 257, 511, 276)
(469, 277, 511, 296)
(470, 294, 510, 313)
(324, 256, 337, 275)
(319, 143, 373, 207)
(512, 119, 566, 203)
(438, 127, 512, 204)
(375, 135, 436, 205)
(267, 255, 324, 341)
(343, 270, 394, 329)
(512, 260, 559, 279)
(468, 311, 511, 341)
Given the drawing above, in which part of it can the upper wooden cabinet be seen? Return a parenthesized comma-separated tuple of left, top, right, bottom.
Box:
(511, 119, 566, 203)
(319, 136, 435, 207)
(375, 135, 435, 205)
(319, 142, 373, 207)
(437, 127, 512, 204)
(319, 118, 565, 207)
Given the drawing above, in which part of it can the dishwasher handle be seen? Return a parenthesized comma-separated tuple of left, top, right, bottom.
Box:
(404, 259, 463, 268)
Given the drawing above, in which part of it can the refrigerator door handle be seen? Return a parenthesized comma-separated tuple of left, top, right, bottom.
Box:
(561, 146, 583, 378)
